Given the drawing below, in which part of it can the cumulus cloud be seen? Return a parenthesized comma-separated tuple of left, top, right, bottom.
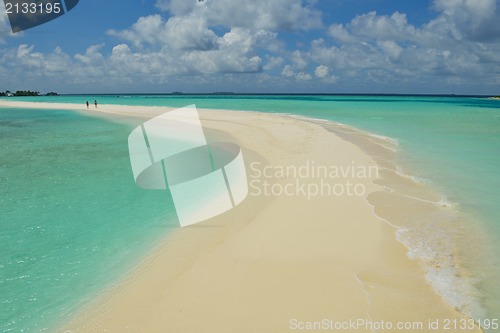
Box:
(108, 27, 265, 76)
(377, 40, 403, 61)
(3, 31, 266, 91)
(1, 44, 74, 88)
(314, 64, 337, 83)
(4, 0, 309, 90)
(263, 56, 284, 70)
(14, 45, 71, 74)
(164, 14, 218, 50)
(291, 50, 308, 70)
(105, 2, 290, 76)
(312, 0, 500, 89)
(1, 0, 499, 93)
(281, 63, 312, 81)
(315, 65, 329, 78)
(328, 24, 356, 44)
(433, 0, 500, 41)
(155, 0, 323, 31)
(108, 15, 164, 49)
(350, 11, 417, 42)
(296, 72, 312, 81)
(282, 65, 294, 77)
(108, 14, 219, 51)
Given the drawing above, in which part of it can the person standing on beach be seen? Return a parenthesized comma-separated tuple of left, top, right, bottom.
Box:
(94, 100, 98, 109)
(86, 101, 89, 109)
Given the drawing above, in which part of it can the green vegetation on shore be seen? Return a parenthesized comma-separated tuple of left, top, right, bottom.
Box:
(0, 90, 58, 97)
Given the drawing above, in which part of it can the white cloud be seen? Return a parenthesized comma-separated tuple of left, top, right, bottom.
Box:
(1, 0, 499, 94)
(328, 24, 356, 44)
(282, 65, 294, 77)
(1, 31, 269, 92)
(3, 0, 295, 88)
(108, 15, 164, 49)
(221, 28, 276, 54)
(110, 29, 265, 75)
(433, 0, 500, 41)
(315, 65, 329, 78)
(291, 50, 308, 70)
(281, 64, 312, 81)
(105, 9, 281, 76)
(263, 56, 284, 70)
(75, 44, 105, 65)
(2, 44, 73, 84)
(163, 14, 218, 50)
(314, 64, 337, 83)
(296, 72, 312, 81)
(178, 29, 264, 74)
(313, 1, 500, 89)
(377, 40, 403, 61)
(16, 44, 34, 58)
(108, 13, 219, 51)
(155, 0, 322, 31)
(349, 11, 417, 42)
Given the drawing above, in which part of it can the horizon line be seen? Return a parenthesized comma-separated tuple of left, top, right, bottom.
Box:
(11, 92, 497, 98)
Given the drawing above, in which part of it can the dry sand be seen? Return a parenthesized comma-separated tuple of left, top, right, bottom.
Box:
(0, 100, 481, 332)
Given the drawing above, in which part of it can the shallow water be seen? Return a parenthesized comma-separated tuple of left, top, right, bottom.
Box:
(1, 95, 499, 330)
(0, 107, 177, 332)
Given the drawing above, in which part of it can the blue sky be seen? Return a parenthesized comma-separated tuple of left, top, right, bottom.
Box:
(1, 0, 499, 94)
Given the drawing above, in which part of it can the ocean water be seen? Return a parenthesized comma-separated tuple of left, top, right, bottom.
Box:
(0, 107, 178, 332)
(1, 95, 499, 330)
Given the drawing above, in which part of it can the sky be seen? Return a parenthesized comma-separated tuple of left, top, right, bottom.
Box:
(0, 0, 499, 94)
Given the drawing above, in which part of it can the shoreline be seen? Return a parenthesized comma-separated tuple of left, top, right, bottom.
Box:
(0, 100, 482, 332)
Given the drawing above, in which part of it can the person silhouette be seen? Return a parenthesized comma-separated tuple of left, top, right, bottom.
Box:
(94, 100, 98, 108)
(86, 101, 89, 109)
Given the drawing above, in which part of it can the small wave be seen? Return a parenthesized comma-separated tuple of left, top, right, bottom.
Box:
(371, 159, 487, 321)
(369, 133, 399, 147)
(435, 197, 457, 209)
(394, 165, 430, 184)
(391, 166, 459, 209)
(287, 114, 331, 123)
(396, 226, 487, 320)
(426, 268, 486, 320)
(395, 191, 459, 209)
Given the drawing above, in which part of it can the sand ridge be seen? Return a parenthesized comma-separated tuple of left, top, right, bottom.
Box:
(0, 100, 481, 332)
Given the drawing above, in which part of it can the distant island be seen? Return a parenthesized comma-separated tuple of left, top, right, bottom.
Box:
(212, 92, 235, 95)
(0, 90, 58, 97)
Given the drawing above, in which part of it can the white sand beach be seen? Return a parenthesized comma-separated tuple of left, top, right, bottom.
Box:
(0, 100, 481, 332)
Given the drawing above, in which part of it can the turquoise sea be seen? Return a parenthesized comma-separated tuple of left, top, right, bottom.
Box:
(1, 95, 499, 331)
